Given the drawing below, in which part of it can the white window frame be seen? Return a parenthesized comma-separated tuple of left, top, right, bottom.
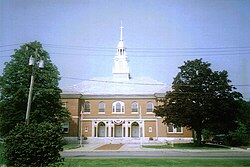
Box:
(112, 101, 125, 114)
(85, 126, 88, 132)
(62, 122, 69, 133)
(167, 123, 183, 133)
(62, 102, 67, 108)
(148, 126, 152, 133)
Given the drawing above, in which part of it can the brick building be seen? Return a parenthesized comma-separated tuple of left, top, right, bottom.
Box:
(61, 25, 193, 143)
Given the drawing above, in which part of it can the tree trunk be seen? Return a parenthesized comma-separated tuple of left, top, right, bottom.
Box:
(196, 130, 202, 146)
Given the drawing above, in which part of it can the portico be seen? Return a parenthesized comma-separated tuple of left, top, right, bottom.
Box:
(90, 119, 147, 139)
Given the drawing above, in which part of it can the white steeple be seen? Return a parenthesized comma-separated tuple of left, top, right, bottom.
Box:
(112, 22, 130, 80)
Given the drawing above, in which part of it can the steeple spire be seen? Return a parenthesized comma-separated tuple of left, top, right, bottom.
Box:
(120, 21, 124, 41)
(112, 22, 130, 80)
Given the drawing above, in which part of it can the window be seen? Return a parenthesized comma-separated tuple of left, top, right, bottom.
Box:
(146, 102, 154, 113)
(116, 103, 121, 112)
(83, 101, 90, 113)
(112, 101, 125, 113)
(84, 126, 88, 132)
(62, 102, 67, 108)
(148, 126, 152, 133)
(131, 102, 138, 113)
(98, 102, 105, 113)
(167, 123, 183, 133)
(62, 122, 69, 133)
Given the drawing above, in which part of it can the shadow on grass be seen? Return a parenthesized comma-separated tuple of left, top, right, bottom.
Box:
(143, 143, 230, 149)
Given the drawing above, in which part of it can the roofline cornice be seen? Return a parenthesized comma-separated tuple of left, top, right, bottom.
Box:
(60, 93, 167, 99)
(60, 94, 83, 99)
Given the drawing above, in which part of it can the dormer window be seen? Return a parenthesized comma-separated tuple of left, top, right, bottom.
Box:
(112, 101, 125, 113)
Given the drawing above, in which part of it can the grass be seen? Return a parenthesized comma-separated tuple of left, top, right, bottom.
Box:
(63, 143, 81, 150)
(62, 158, 250, 167)
(143, 143, 230, 150)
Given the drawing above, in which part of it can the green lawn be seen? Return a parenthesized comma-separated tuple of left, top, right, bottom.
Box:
(143, 143, 230, 150)
(62, 158, 250, 167)
(63, 143, 81, 150)
(2, 142, 249, 167)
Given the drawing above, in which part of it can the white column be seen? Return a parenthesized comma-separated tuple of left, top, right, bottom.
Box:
(122, 124, 124, 137)
(92, 121, 95, 137)
(95, 121, 98, 137)
(108, 121, 111, 137)
(104, 123, 107, 137)
(125, 121, 128, 137)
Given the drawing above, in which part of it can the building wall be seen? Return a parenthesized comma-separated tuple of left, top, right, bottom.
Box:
(62, 97, 193, 141)
(157, 118, 193, 138)
(82, 120, 92, 138)
(61, 98, 81, 137)
(82, 99, 156, 117)
(144, 120, 156, 138)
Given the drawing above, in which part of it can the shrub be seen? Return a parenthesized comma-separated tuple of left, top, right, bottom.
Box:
(4, 122, 64, 167)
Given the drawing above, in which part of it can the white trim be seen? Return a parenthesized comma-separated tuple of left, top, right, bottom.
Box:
(131, 112, 139, 114)
(112, 101, 125, 114)
(61, 102, 67, 108)
(83, 112, 91, 114)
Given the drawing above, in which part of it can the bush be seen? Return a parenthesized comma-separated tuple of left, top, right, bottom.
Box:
(4, 122, 64, 167)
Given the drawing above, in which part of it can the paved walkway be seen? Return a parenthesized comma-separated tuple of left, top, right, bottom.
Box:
(95, 144, 124, 150)
(65, 143, 143, 152)
(64, 143, 249, 152)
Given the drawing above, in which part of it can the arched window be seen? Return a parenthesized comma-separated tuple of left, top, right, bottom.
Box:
(112, 101, 125, 113)
(131, 102, 138, 113)
(83, 101, 90, 113)
(116, 103, 121, 112)
(98, 102, 105, 113)
(146, 102, 154, 113)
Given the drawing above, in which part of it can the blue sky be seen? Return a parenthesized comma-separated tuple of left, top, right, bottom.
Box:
(1, 0, 250, 99)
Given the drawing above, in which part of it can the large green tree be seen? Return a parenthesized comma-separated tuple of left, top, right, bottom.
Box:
(0, 41, 69, 136)
(155, 59, 242, 146)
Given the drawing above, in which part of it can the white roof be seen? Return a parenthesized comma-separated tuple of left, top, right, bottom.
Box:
(62, 77, 170, 96)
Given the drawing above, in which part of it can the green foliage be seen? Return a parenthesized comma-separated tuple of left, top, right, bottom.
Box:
(0, 41, 70, 136)
(229, 101, 250, 146)
(4, 122, 64, 167)
(155, 59, 242, 145)
(0, 142, 6, 165)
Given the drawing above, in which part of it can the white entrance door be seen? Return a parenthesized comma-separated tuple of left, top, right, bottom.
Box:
(131, 123, 139, 137)
(115, 125, 122, 137)
(98, 125, 105, 137)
